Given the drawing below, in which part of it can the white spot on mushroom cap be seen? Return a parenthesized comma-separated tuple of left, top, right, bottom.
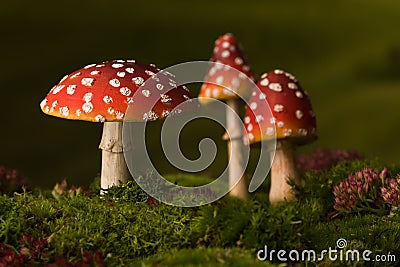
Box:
(115, 111, 124, 120)
(277, 121, 284, 128)
(107, 107, 115, 115)
(274, 104, 284, 112)
(127, 97, 134, 104)
(60, 106, 69, 117)
(216, 76, 224, 84)
(231, 77, 240, 87)
(82, 102, 93, 113)
(274, 69, 284, 74)
(242, 65, 250, 72)
(222, 41, 230, 48)
(145, 70, 155, 76)
(298, 129, 308, 136)
(234, 57, 243, 65)
(125, 68, 134, 74)
(270, 117, 276, 124)
(161, 94, 172, 104)
(204, 88, 211, 97)
(156, 83, 164, 90)
(260, 78, 269, 87)
(143, 110, 159, 121)
(296, 110, 304, 119)
(84, 63, 96, 69)
(103, 95, 113, 104)
(269, 83, 282, 92)
(81, 77, 95, 86)
(120, 87, 131, 96)
(70, 72, 81, 79)
(109, 78, 120, 88)
(90, 70, 101, 75)
(295, 91, 303, 98)
(76, 109, 82, 116)
(261, 73, 268, 79)
(266, 127, 275, 136)
(40, 99, 47, 109)
(244, 116, 250, 124)
(152, 75, 160, 82)
(66, 85, 76, 95)
(239, 72, 247, 80)
(256, 115, 264, 122)
(250, 102, 257, 110)
(285, 72, 297, 81)
(221, 50, 230, 58)
(132, 77, 144, 86)
(52, 85, 65, 94)
(223, 88, 234, 96)
(95, 114, 105, 122)
(248, 133, 254, 141)
(142, 90, 151, 97)
(259, 93, 266, 100)
(212, 89, 220, 98)
(162, 110, 170, 117)
(247, 123, 253, 131)
(112, 63, 124, 68)
(283, 128, 292, 136)
(288, 83, 298, 90)
(83, 92, 93, 102)
(117, 72, 126, 78)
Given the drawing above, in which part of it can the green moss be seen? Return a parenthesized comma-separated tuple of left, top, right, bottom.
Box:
(140, 247, 283, 267)
(1, 158, 400, 265)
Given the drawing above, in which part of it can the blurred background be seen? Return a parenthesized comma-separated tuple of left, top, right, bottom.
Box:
(1, 0, 400, 188)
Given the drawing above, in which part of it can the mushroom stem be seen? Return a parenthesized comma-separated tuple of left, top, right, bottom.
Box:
(226, 98, 247, 199)
(99, 121, 130, 192)
(269, 140, 299, 204)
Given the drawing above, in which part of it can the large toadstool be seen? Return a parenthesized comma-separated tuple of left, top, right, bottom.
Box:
(40, 60, 192, 191)
(199, 33, 255, 199)
(244, 69, 317, 203)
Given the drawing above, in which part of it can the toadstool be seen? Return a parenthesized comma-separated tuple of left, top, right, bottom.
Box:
(199, 33, 255, 199)
(244, 69, 317, 203)
(40, 60, 192, 192)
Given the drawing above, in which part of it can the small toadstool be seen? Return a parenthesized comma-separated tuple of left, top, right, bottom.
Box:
(40, 60, 192, 192)
(244, 69, 317, 203)
(199, 33, 255, 199)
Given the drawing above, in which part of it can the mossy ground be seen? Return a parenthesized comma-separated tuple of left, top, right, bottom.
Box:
(1, 159, 400, 266)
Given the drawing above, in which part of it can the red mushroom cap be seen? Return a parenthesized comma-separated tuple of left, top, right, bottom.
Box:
(244, 69, 317, 145)
(40, 60, 192, 122)
(199, 33, 255, 101)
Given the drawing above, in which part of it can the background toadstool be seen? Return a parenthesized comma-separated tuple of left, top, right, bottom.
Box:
(40, 60, 192, 192)
(244, 69, 317, 203)
(199, 33, 256, 199)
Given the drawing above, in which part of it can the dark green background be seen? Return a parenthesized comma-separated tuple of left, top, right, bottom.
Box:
(1, 0, 400, 188)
